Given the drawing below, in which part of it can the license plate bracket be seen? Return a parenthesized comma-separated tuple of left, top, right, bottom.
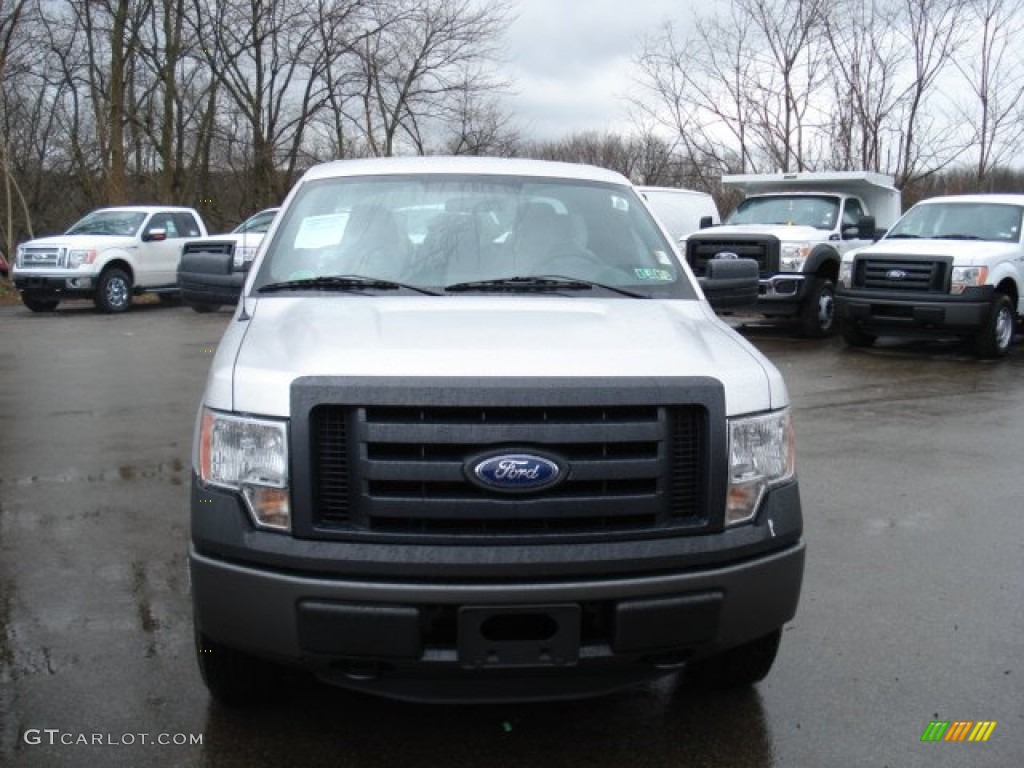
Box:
(457, 604, 580, 669)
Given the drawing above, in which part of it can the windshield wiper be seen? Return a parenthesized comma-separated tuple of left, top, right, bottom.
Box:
(444, 275, 647, 298)
(258, 274, 440, 296)
(934, 233, 983, 240)
(885, 233, 919, 239)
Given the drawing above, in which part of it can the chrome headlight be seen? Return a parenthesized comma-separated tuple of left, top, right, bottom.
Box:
(726, 409, 796, 526)
(197, 408, 290, 531)
(68, 249, 97, 268)
(232, 245, 258, 269)
(950, 266, 988, 295)
(838, 260, 854, 289)
(780, 243, 812, 272)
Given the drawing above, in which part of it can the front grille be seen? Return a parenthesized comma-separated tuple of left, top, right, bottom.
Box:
(183, 241, 234, 256)
(685, 236, 778, 274)
(309, 400, 709, 539)
(854, 256, 949, 292)
(19, 247, 63, 268)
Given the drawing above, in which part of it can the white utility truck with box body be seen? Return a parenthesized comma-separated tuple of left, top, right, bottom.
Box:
(12, 206, 208, 312)
(189, 156, 804, 705)
(682, 172, 901, 336)
(836, 194, 1024, 358)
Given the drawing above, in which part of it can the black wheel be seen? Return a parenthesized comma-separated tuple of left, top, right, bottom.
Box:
(22, 294, 60, 312)
(798, 278, 836, 337)
(190, 302, 220, 314)
(972, 293, 1015, 359)
(840, 320, 876, 348)
(685, 629, 782, 689)
(195, 632, 281, 707)
(94, 268, 132, 313)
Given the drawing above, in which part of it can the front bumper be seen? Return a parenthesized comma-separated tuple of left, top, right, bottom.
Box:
(190, 480, 804, 701)
(14, 272, 96, 297)
(836, 286, 993, 333)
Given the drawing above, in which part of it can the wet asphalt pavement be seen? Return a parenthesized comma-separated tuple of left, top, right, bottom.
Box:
(0, 299, 1022, 768)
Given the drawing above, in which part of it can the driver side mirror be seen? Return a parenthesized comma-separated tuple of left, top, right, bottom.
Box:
(143, 228, 168, 242)
(699, 257, 759, 310)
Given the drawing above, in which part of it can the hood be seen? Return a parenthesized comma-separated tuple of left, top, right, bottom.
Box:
(853, 238, 1022, 264)
(207, 297, 785, 418)
(21, 234, 137, 251)
(696, 223, 829, 242)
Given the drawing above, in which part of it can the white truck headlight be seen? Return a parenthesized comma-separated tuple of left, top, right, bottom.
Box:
(68, 249, 97, 268)
(838, 260, 853, 289)
(780, 243, 812, 272)
(726, 409, 796, 526)
(232, 245, 258, 269)
(198, 408, 290, 531)
(950, 266, 988, 295)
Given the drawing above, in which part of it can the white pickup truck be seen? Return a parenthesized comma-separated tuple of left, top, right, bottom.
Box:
(836, 194, 1024, 358)
(12, 206, 208, 312)
(683, 172, 902, 336)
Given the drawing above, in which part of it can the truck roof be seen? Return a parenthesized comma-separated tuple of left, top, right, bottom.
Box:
(301, 156, 631, 185)
(914, 193, 1024, 206)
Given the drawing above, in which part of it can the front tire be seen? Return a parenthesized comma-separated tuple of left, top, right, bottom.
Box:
(22, 294, 60, 312)
(685, 629, 782, 689)
(840, 320, 876, 348)
(972, 293, 1015, 359)
(798, 278, 836, 337)
(94, 268, 132, 313)
(195, 632, 281, 707)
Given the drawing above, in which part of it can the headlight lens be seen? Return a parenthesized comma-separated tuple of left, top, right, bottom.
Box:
(232, 245, 258, 270)
(780, 243, 812, 272)
(67, 249, 97, 268)
(950, 266, 988, 295)
(838, 260, 853, 289)
(198, 408, 290, 531)
(726, 409, 796, 526)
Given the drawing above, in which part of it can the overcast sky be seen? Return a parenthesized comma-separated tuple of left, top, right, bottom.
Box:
(498, 0, 685, 140)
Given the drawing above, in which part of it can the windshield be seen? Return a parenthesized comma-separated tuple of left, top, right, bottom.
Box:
(726, 194, 839, 229)
(885, 201, 1023, 242)
(66, 210, 147, 237)
(234, 209, 278, 235)
(251, 174, 694, 299)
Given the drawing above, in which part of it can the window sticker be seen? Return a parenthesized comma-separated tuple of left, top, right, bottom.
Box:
(634, 268, 674, 281)
(654, 250, 673, 265)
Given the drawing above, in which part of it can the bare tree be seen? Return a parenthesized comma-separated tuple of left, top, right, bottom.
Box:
(349, 0, 512, 156)
(951, 0, 1024, 185)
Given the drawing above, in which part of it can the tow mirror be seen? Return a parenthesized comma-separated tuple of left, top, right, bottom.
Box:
(699, 257, 759, 310)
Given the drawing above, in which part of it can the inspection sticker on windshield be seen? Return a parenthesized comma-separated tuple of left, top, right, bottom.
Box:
(634, 268, 674, 281)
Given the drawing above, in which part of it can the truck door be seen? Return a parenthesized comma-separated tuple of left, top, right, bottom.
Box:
(838, 198, 871, 254)
(140, 213, 188, 286)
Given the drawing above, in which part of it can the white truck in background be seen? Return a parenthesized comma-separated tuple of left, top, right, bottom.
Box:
(12, 206, 208, 313)
(682, 172, 902, 336)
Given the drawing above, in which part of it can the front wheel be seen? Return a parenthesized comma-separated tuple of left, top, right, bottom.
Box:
(684, 629, 782, 689)
(798, 278, 836, 337)
(22, 294, 60, 312)
(972, 293, 1015, 359)
(94, 268, 132, 313)
(195, 632, 281, 707)
(840, 320, 877, 348)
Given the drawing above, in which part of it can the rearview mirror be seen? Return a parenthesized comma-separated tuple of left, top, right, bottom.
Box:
(699, 257, 759, 310)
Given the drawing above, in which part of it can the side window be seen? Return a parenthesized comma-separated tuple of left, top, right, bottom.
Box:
(842, 198, 864, 228)
(171, 213, 201, 238)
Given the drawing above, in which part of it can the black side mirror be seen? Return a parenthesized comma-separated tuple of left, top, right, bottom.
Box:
(143, 228, 168, 242)
(698, 215, 714, 229)
(699, 257, 759, 310)
(856, 215, 876, 241)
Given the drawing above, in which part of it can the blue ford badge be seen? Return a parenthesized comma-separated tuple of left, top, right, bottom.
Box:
(469, 452, 563, 493)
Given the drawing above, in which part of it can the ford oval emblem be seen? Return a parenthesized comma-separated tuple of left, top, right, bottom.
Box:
(467, 452, 564, 493)
(715, 251, 740, 260)
(886, 269, 908, 280)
